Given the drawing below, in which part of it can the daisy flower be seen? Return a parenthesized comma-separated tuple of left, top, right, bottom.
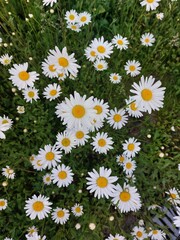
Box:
(173, 207, 180, 229)
(148, 229, 166, 240)
(94, 59, 108, 71)
(31, 156, 46, 171)
(52, 207, 70, 224)
(2, 166, 15, 179)
(91, 132, 114, 154)
(71, 203, 84, 217)
(125, 97, 144, 118)
(140, 0, 161, 12)
(130, 75, 166, 114)
(48, 46, 80, 76)
(111, 183, 142, 213)
(89, 118, 104, 132)
(17, 105, 25, 114)
(123, 159, 136, 175)
(78, 12, 91, 26)
(93, 98, 109, 121)
(42, 0, 57, 7)
(109, 73, 122, 84)
(70, 127, 90, 146)
(112, 34, 129, 50)
(65, 10, 78, 24)
(51, 164, 74, 188)
(0, 199, 7, 210)
(122, 137, 141, 158)
(124, 60, 141, 77)
(67, 23, 81, 32)
(43, 173, 52, 185)
(43, 83, 61, 101)
(26, 226, 38, 237)
(90, 36, 113, 59)
(140, 33, 155, 46)
(105, 233, 126, 240)
(55, 91, 96, 130)
(131, 226, 148, 239)
(0, 115, 13, 130)
(0, 54, 13, 65)
(86, 166, 118, 199)
(25, 232, 46, 240)
(116, 154, 128, 166)
(9, 62, 39, 90)
(156, 13, 164, 20)
(56, 131, 76, 154)
(41, 56, 58, 79)
(0, 122, 10, 139)
(22, 87, 39, 103)
(24, 194, 52, 220)
(107, 108, 128, 129)
(58, 71, 67, 81)
(166, 187, 180, 205)
(85, 46, 97, 62)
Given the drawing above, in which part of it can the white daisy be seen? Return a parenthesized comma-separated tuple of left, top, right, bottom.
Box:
(173, 207, 180, 229)
(90, 36, 113, 59)
(43, 83, 61, 101)
(67, 23, 81, 32)
(123, 159, 136, 175)
(156, 13, 164, 20)
(31, 156, 46, 171)
(122, 137, 141, 158)
(24, 194, 52, 220)
(140, 0, 161, 12)
(112, 34, 129, 50)
(78, 12, 91, 26)
(89, 118, 104, 132)
(17, 105, 25, 114)
(109, 73, 122, 84)
(105, 233, 126, 240)
(107, 108, 128, 129)
(42, 0, 57, 7)
(130, 75, 166, 114)
(0, 199, 7, 210)
(86, 166, 118, 199)
(55, 91, 96, 130)
(26, 226, 38, 237)
(52, 207, 70, 224)
(91, 132, 114, 154)
(85, 46, 97, 62)
(131, 226, 148, 239)
(148, 229, 166, 240)
(0, 115, 13, 130)
(125, 97, 144, 118)
(22, 87, 39, 103)
(51, 164, 74, 188)
(41, 56, 58, 79)
(94, 59, 108, 71)
(58, 71, 67, 81)
(111, 183, 142, 213)
(93, 98, 109, 121)
(43, 173, 52, 185)
(0, 54, 13, 65)
(140, 33, 155, 46)
(9, 62, 39, 90)
(65, 10, 78, 24)
(70, 127, 90, 146)
(48, 46, 80, 76)
(0, 123, 10, 139)
(56, 131, 76, 154)
(124, 60, 141, 77)
(71, 203, 83, 217)
(2, 166, 15, 179)
(166, 187, 180, 205)
(116, 154, 128, 166)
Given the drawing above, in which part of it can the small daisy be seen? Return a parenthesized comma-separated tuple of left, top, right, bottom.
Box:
(71, 203, 83, 217)
(2, 166, 15, 179)
(107, 108, 128, 129)
(130, 75, 166, 114)
(111, 183, 142, 213)
(124, 60, 141, 77)
(140, 33, 155, 46)
(105, 233, 126, 240)
(85, 46, 97, 62)
(173, 207, 180, 229)
(9, 62, 39, 90)
(58, 71, 67, 81)
(125, 97, 144, 118)
(42, 0, 57, 7)
(148, 229, 166, 240)
(22, 87, 39, 103)
(31, 156, 46, 171)
(65, 10, 78, 24)
(43, 83, 61, 101)
(166, 187, 180, 205)
(67, 23, 81, 32)
(17, 105, 25, 114)
(0, 199, 7, 210)
(26, 226, 38, 237)
(41, 56, 58, 79)
(94, 59, 108, 71)
(0, 115, 13, 130)
(116, 154, 128, 166)
(24, 194, 52, 220)
(71, 127, 90, 146)
(156, 13, 164, 20)
(109, 73, 122, 84)
(51, 164, 74, 188)
(131, 226, 148, 239)
(140, 0, 161, 12)
(86, 166, 118, 199)
(78, 12, 91, 26)
(91, 132, 114, 154)
(90, 36, 113, 59)
(56, 131, 76, 154)
(89, 118, 104, 132)
(0, 54, 13, 65)
(52, 207, 70, 224)
(123, 159, 136, 175)
(122, 137, 141, 158)
(112, 34, 129, 50)
(43, 173, 52, 185)
(93, 98, 109, 121)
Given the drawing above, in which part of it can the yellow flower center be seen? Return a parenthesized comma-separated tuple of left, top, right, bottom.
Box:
(4, 59, 10, 64)
(72, 105, 85, 118)
(96, 176, 108, 188)
(46, 176, 51, 182)
(170, 193, 176, 199)
(90, 51, 96, 57)
(126, 162, 132, 169)
(58, 72, 64, 77)
(61, 138, 70, 147)
(119, 156, 125, 162)
(58, 57, 69, 67)
(81, 16, 87, 22)
(18, 71, 30, 81)
(50, 89, 57, 96)
(58, 171, 67, 179)
(127, 143, 135, 151)
(129, 65, 135, 71)
(75, 207, 81, 213)
(97, 45, 106, 53)
(113, 75, 118, 80)
(0, 200, 5, 207)
(98, 138, 106, 147)
(136, 231, 143, 237)
(71, 25, 77, 30)
(141, 89, 153, 101)
(2, 119, 8, 124)
(94, 105, 103, 114)
(28, 91, 35, 98)
(113, 114, 122, 122)
(147, 0, 154, 3)
(119, 191, 131, 202)
(117, 39, 123, 45)
(130, 102, 137, 111)
(152, 230, 158, 235)
(29, 155, 35, 161)
(97, 64, 103, 69)
(69, 14, 75, 20)
(45, 151, 55, 161)
(48, 64, 56, 72)
(145, 38, 150, 43)
(76, 131, 84, 139)
(32, 201, 44, 211)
